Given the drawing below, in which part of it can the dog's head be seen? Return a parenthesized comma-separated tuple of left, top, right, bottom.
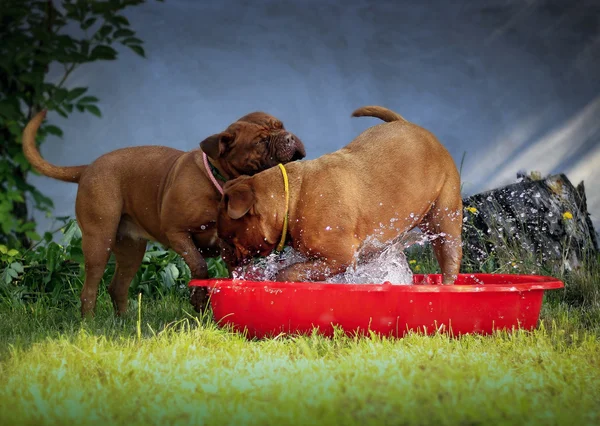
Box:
(200, 112, 305, 178)
(216, 174, 283, 265)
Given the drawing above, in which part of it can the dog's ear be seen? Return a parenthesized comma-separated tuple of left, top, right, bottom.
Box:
(200, 132, 234, 159)
(223, 180, 255, 219)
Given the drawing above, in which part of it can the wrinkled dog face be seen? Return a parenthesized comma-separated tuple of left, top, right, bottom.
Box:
(216, 176, 278, 265)
(200, 112, 305, 177)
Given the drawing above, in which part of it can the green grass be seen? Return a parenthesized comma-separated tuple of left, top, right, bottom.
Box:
(1, 248, 599, 425)
(0, 293, 599, 425)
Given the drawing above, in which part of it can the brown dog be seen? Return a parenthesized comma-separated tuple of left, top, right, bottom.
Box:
(217, 106, 463, 283)
(22, 110, 305, 317)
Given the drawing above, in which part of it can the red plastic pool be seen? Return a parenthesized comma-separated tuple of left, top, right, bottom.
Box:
(189, 274, 564, 339)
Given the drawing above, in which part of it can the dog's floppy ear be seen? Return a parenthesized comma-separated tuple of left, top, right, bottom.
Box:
(223, 179, 255, 220)
(200, 132, 234, 159)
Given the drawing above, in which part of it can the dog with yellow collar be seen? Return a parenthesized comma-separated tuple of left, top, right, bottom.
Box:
(217, 106, 463, 284)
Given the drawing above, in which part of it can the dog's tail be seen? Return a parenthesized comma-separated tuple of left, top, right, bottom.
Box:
(22, 110, 87, 183)
(351, 106, 407, 123)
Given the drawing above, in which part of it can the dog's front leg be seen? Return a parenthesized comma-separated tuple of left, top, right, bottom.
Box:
(216, 238, 239, 277)
(275, 258, 348, 282)
(166, 231, 210, 313)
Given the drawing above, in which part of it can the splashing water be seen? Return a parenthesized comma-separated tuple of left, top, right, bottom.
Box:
(232, 232, 429, 285)
(232, 248, 307, 282)
(326, 238, 413, 284)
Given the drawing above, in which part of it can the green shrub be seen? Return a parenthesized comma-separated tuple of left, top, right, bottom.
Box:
(0, 218, 228, 307)
(0, 0, 160, 248)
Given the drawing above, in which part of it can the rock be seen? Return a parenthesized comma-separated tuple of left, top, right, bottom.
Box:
(461, 173, 598, 272)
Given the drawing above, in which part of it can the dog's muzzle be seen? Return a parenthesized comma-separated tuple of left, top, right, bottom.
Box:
(274, 132, 306, 162)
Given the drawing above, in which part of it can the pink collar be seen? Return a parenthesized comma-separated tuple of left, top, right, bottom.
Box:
(203, 152, 224, 195)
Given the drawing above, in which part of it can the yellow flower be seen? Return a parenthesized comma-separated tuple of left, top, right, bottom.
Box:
(466, 206, 478, 214)
(415, 265, 421, 272)
(409, 260, 417, 265)
(562, 211, 573, 220)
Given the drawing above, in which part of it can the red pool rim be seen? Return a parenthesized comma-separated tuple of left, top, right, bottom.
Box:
(189, 273, 565, 292)
(189, 273, 565, 339)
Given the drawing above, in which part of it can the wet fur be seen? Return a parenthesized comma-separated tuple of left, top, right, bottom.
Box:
(217, 105, 463, 284)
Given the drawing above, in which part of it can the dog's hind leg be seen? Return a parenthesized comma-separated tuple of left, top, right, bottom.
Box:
(79, 230, 116, 318)
(76, 183, 123, 318)
(108, 236, 147, 316)
(420, 181, 463, 284)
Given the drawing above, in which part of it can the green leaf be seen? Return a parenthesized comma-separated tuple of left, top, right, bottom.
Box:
(62, 221, 82, 245)
(168, 263, 180, 281)
(128, 44, 145, 58)
(0, 100, 21, 120)
(90, 45, 118, 61)
(67, 87, 88, 100)
(160, 263, 179, 288)
(8, 192, 24, 203)
(123, 37, 143, 45)
(7, 121, 24, 137)
(77, 96, 99, 104)
(18, 72, 43, 86)
(46, 242, 63, 272)
(80, 40, 90, 56)
(53, 88, 69, 103)
(55, 216, 72, 224)
(98, 24, 113, 39)
(144, 250, 169, 258)
(55, 107, 68, 118)
(18, 219, 34, 231)
(30, 189, 54, 210)
(112, 15, 130, 26)
(13, 155, 30, 171)
(113, 29, 135, 38)
(10, 262, 24, 273)
(81, 17, 97, 30)
(25, 231, 41, 241)
(45, 125, 64, 137)
(84, 104, 102, 117)
(69, 246, 85, 265)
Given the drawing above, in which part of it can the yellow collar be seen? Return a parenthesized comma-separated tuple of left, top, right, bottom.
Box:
(276, 163, 289, 252)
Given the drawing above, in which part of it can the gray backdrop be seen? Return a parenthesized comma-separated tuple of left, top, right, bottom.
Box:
(33, 0, 600, 233)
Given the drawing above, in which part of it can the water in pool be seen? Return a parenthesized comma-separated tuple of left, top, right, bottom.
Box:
(232, 231, 438, 284)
